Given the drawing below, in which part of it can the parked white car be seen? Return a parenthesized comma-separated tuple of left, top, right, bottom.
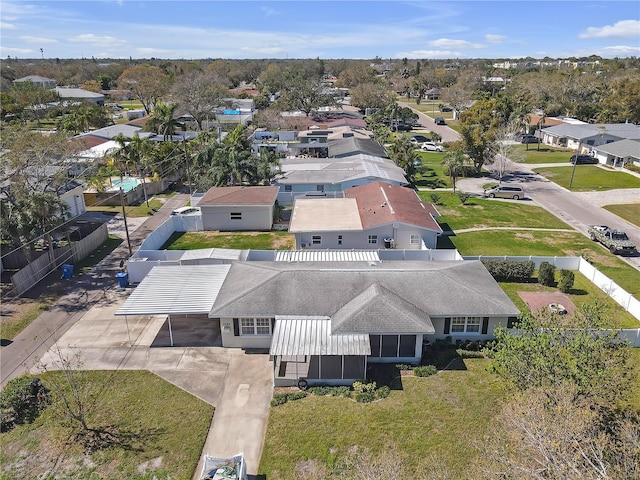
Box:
(421, 142, 444, 152)
(171, 206, 200, 215)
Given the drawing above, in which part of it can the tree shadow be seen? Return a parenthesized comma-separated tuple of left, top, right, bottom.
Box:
(72, 424, 166, 454)
(366, 364, 404, 390)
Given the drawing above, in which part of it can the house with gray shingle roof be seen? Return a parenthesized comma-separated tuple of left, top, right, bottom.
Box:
(273, 154, 408, 205)
(55, 87, 105, 105)
(541, 123, 640, 153)
(289, 181, 441, 250)
(13, 75, 56, 89)
(207, 260, 519, 386)
(592, 139, 640, 168)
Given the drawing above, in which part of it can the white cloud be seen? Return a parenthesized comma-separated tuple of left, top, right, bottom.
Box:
(136, 47, 174, 56)
(240, 45, 286, 55)
(261, 6, 277, 16)
(580, 20, 640, 39)
(0, 46, 34, 54)
(598, 44, 640, 56)
(397, 49, 466, 59)
(20, 36, 57, 45)
(427, 38, 484, 49)
(485, 34, 506, 43)
(1, 22, 16, 30)
(67, 34, 128, 48)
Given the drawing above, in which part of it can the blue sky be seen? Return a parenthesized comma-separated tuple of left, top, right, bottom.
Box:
(1, 1, 639, 60)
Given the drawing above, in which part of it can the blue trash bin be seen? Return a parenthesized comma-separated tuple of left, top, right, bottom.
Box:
(116, 272, 128, 288)
(62, 264, 73, 279)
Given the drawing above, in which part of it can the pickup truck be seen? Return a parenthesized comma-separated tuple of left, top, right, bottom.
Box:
(588, 225, 637, 255)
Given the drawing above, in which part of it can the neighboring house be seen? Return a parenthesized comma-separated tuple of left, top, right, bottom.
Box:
(66, 140, 120, 177)
(58, 179, 87, 218)
(55, 87, 105, 106)
(592, 139, 640, 168)
(13, 75, 56, 89)
(540, 123, 640, 153)
(79, 124, 147, 141)
(289, 182, 441, 250)
(198, 185, 279, 231)
(117, 260, 519, 386)
(328, 136, 388, 158)
(274, 153, 408, 205)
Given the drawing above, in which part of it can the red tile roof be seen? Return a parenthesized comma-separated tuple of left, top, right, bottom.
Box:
(198, 186, 279, 206)
(345, 182, 441, 232)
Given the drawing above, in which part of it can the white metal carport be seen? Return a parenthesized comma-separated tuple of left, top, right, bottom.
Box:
(115, 264, 231, 346)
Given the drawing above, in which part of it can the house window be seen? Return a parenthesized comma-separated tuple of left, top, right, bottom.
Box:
(316, 185, 324, 192)
(284, 185, 292, 192)
(230, 212, 242, 220)
(337, 235, 343, 245)
(410, 234, 421, 245)
(240, 318, 272, 336)
(368, 334, 417, 358)
(312, 235, 322, 245)
(451, 317, 481, 333)
(368, 235, 378, 245)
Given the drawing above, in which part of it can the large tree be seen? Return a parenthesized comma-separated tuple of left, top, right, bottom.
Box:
(116, 66, 171, 115)
(170, 70, 228, 131)
(458, 99, 502, 174)
(387, 136, 418, 184)
(146, 102, 182, 141)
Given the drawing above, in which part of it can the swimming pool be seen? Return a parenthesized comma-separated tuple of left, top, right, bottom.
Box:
(110, 177, 140, 192)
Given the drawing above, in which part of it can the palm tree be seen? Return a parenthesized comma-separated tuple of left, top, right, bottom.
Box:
(441, 150, 466, 193)
(147, 102, 182, 141)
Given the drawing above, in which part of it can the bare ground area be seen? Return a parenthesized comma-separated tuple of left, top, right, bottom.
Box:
(517, 291, 577, 318)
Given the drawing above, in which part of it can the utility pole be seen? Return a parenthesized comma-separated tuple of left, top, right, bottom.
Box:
(120, 188, 132, 256)
(182, 138, 192, 196)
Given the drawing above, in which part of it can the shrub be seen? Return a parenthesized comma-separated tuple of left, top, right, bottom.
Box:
(308, 386, 351, 397)
(354, 392, 375, 403)
(457, 192, 472, 205)
(352, 381, 377, 394)
(429, 193, 441, 205)
(375, 385, 391, 399)
(270, 391, 307, 407)
(0, 377, 49, 431)
(395, 364, 414, 371)
(538, 261, 556, 287)
(481, 260, 535, 281)
(414, 365, 437, 377)
(558, 270, 575, 293)
(456, 349, 485, 358)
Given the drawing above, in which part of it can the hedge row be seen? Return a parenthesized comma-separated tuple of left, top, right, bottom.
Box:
(481, 260, 535, 281)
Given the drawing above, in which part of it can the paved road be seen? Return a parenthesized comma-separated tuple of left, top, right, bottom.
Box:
(399, 102, 640, 270)
(398, 101, 459, 143)
(457, 164, 640, 270)
(0, 193, 190, 386)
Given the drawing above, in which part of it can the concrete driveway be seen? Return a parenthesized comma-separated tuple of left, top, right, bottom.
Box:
(33, 286, 273, 478)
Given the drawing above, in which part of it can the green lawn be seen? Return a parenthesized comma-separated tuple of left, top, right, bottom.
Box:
(414, 152, 450, 188)
(603, 203, 640, 228)
(0, 371, 213, 480)
(499, 274, 640, 329)
(532, 165, 640, 191)
(420, 191, 571, 230)
(87, 198, 163, 217)
(260, 358, 507, 479)
(515, 144, 574, 163)
(162, 230, 295, 250)
(446, 229, 640, 296)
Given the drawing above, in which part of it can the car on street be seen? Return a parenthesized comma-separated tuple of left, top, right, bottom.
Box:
(483, 185, 525, 200)
(570, 154, 599, 165)
(409, 135, 430, 145)
(434, 117, 446, 125)
(171, 206, 200, 215)
(520, 135, 540, 144)
(421, 141, 444, 152)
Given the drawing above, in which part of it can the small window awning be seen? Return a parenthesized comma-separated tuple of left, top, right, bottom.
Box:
(270, 316, 371, 356)
(115, 265, 231, 316)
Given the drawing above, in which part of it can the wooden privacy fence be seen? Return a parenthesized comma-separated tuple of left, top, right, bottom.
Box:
(9, 223, 108, 296)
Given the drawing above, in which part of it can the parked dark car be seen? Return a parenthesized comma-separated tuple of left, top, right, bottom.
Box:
(520, 135, 540, 144)
(570, 154, 599, 165)
(434, 117, 446, 125)
(409, 135, 430, 145)
(439, 106, 453, 112)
